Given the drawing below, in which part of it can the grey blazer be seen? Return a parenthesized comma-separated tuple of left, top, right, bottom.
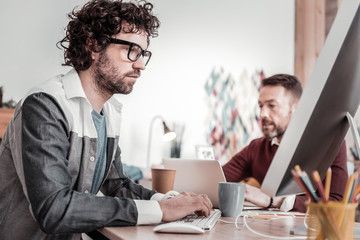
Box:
(0, 69, 156, 240)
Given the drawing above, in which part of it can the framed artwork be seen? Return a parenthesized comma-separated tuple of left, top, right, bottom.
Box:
(195, 145, 215, 160)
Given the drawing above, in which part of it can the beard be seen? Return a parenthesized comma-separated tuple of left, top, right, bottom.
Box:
(93, 50, 140, 96)
(261, 119, 286, 141)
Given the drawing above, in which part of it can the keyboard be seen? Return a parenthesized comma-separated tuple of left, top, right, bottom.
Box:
(175, 209, 221, 231)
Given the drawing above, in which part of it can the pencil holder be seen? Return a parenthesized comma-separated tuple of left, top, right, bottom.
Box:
(306, 201, 358, 240)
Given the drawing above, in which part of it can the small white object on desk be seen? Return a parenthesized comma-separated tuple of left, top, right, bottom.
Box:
(153, 222, 205, 234)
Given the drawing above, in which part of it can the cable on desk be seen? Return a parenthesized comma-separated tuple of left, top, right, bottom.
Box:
(242, 215, 308, 239)
(303, 209, 317, 234)
(218, 217, 255, 229)
(218, 210, 312, 238)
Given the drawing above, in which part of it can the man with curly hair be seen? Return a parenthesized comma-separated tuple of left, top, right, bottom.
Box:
(0, 1, 212, 239)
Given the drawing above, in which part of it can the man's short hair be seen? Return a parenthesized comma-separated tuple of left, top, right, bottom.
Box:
(58, 0, 160, 71)
(261, 74, 303, 101)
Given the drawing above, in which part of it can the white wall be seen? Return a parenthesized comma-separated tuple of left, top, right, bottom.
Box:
(0, 0, 295, 168)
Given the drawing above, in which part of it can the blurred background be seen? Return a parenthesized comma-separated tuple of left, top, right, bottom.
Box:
(0, 0, 316, 169)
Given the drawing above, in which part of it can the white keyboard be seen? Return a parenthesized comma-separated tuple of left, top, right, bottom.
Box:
(175, 209, 221, 230)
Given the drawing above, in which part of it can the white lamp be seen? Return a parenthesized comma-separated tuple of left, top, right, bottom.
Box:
(146, 115, 176, 170)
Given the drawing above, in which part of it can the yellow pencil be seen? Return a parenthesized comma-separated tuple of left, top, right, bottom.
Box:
(354, 183, 360, 202)
(324, 168, 332, 201)
(343, 173, 355, 203)
(294, 165, 302, 175)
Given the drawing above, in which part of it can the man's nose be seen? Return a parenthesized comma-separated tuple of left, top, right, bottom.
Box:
(260, 107, 269, 119)
(132, 56, 146, 70)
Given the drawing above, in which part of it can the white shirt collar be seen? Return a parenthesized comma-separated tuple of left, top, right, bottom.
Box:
(62, 68, 123, 111)
(62, 68, 87, 100)
(271, 137, 280, 146)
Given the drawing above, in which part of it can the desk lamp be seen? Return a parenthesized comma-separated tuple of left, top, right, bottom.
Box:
(146, 115, 176, 170)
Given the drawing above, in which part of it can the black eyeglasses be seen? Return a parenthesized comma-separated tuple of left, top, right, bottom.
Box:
(109, 38, 152, 66)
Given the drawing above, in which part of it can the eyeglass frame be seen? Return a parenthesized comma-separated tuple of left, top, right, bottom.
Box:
(109, 38, 152, 66)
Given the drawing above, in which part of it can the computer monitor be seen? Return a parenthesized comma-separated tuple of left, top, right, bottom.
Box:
(261, 0, 360, 197)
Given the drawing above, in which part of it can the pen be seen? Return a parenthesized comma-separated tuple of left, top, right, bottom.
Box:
(292, 166, 319, 202)
(343, 173, 355, 204)
(352, 170, 360, 203)
(354, 183, 360, 202)
(348, 177, 356, 203)
(324, 168, 332, 201)
(294, 165, 302, 175)
(312, 170, 327, 202)
(291, 169, 314, 201)
(300, 171, 319, 203)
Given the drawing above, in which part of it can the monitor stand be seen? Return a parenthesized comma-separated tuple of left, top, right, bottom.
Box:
(290, 112, 360, 237)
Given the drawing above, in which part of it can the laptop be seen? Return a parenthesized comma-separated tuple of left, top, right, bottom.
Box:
(163, 158, 225, 208)
(163, 158, 264, 210)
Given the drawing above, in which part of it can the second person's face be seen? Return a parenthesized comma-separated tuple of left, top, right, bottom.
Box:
(258, 85, 297, 142)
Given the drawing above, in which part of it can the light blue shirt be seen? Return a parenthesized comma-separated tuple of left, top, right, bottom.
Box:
(90, 109, 107, 194)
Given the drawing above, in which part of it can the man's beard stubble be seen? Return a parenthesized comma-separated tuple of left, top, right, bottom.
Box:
(93, 50, 139, 96)
(262, 119, 286, 141)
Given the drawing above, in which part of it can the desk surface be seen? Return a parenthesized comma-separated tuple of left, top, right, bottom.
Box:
(99, 215, 312, 240)
(101, 180, 360, 239)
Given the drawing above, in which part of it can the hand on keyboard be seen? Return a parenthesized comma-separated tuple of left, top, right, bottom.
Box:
(158, 192, 213, 222)
(153, 209, 221, 234)
(176, 209, 221, 230)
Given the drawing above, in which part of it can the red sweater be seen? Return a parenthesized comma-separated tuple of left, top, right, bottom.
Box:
(222, 137, 348, 212)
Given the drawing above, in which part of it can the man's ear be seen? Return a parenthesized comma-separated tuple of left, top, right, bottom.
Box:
(86, 38, 99, 60)
(291, 99, 299, 113)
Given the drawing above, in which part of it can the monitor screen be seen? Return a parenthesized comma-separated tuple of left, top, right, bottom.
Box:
(261, 0, 360, 197)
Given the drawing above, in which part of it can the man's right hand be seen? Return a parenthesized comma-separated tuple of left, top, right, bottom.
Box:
(245, 184, 284, 208)
(158, 192, 212, 222)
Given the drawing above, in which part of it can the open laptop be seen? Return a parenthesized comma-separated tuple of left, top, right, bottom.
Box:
(163, 158, 262, 210)
(163, 158, 225, 208)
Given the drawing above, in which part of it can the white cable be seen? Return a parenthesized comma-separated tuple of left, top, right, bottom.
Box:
(218, 217, 255, 227)
(219, 211, 311, 238)
(218, 219, 237, 224)
(235, 214, 245, 229)
(303, 209, 317, 233)
(303, 209, 309, 229)
(242, 214, 308, 239)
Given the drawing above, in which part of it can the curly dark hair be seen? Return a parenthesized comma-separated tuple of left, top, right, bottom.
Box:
(57, 0, 160, 71)
(262, 74, 303, 100)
